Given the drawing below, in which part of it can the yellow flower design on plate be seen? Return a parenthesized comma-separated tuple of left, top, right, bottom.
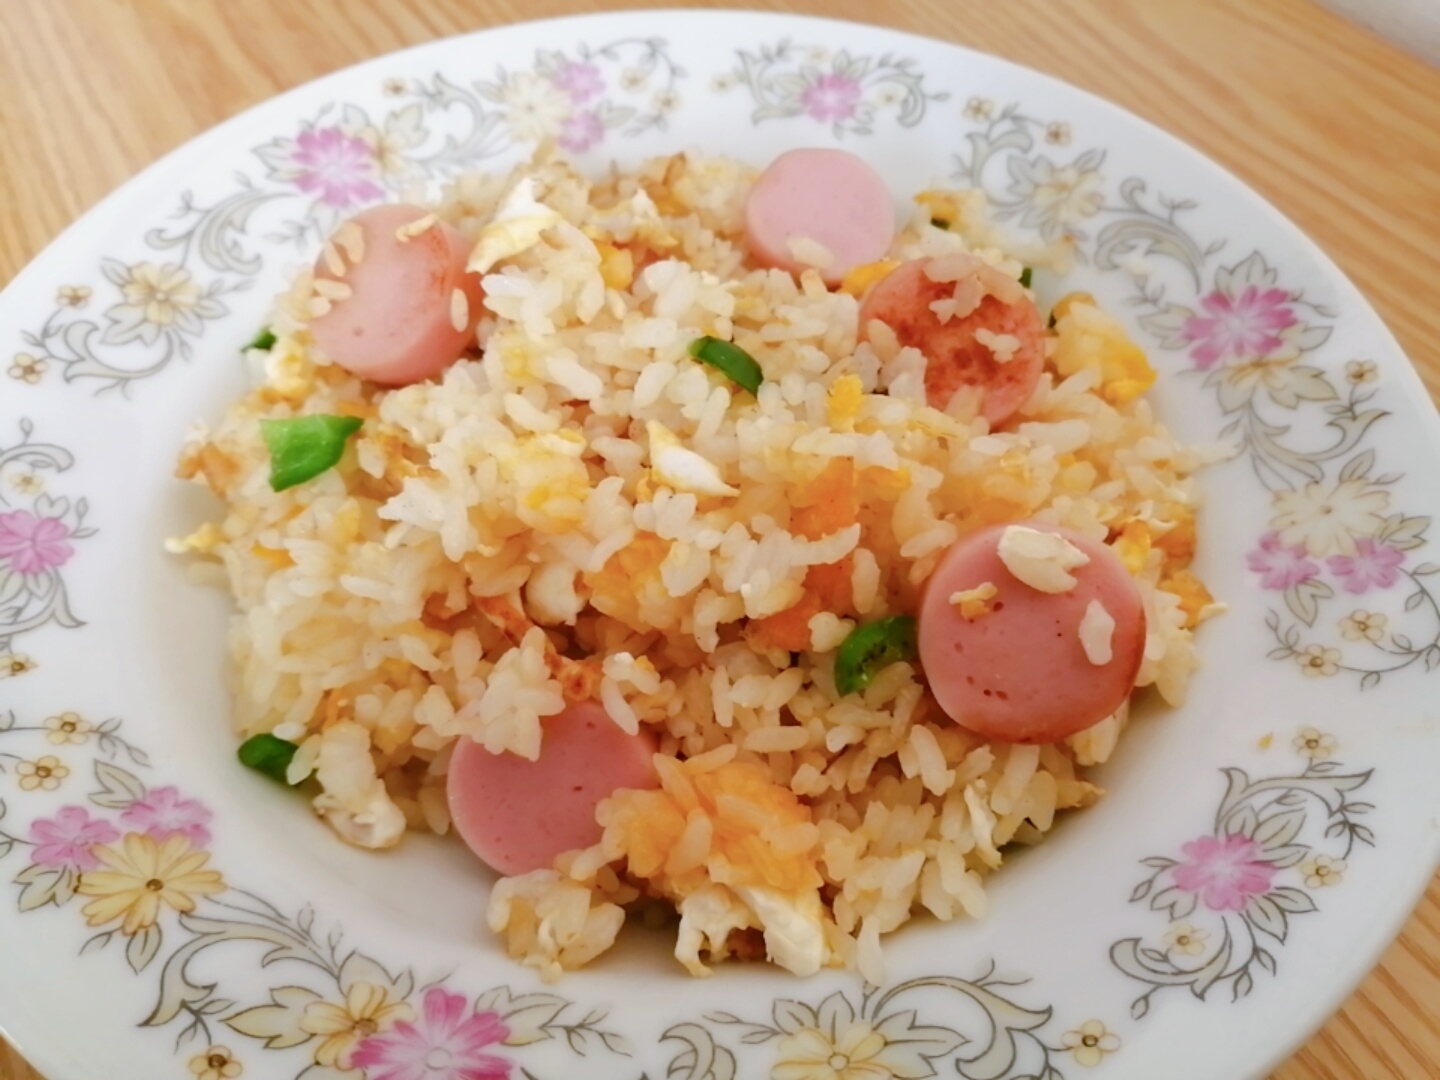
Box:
(300, 980, 416, 1068)
(1293, 727, 1337, 760)
(0, 653, 37, 678)
(120, 262, 202, 326)
(1339, 610, 1386, 643)
(15, 755, 68, 791)
(1270, 478, 1389, 557)
(1216, 354, 1335, 411)
(8, 353, 46, 384)
(768, 991, 960, 1080)
(188, 1045, 243, 1080)
(45, 711, 95, 745)
(77, 833, 225, 934)
(1027, 161, 1103, 228)
(1345, 359, 1378, 384)
(1061, 1019, 1121, 1067)
(1296, 644, 1341, 678)
(495, 71, 571, 142)
(7, 469, 44, 495)
(1162, 921, 1209, 957)
(1300, 853, 1347, 889)
(773, 1019, 917, 1080)
(963, 96, 994, 121)
(101, 260, 226, 347)
(56, 284, 91, 308)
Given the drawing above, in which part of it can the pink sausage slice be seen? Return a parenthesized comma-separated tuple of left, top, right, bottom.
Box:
(447, 702, 659, 877)
(744, 149, 896, 286)
(309, 203, 483, 387)
(917, 523, 1146, 744)
(858, 258, 1044, 426)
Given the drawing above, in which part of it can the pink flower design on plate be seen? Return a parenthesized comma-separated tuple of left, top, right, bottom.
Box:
(29, 806, 120, 871)
(351, 987, 511, 1080)
(1173, 834, 1277, 912)
(551, 60, 604, 104)
(290, 127, 385, 209)
(1180, 285, 1298, 370)
(557, 109, 605, 154)
(1327, 537, 1405, 594)
(0, 510, 74, 574)
(801, 73, 863, 122)
(1246, 531, 1319, 590)
(120, 785, 213, 848)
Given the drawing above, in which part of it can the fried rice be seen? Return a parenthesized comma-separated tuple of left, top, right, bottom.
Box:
(172, 147, 1221, 983)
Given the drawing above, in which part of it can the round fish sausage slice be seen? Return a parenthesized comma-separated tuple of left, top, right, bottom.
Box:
(917, 523, 1146, 744)
(858, 258, 1044, 426)
(447, 702, 659, 877)
(744, 148, 896, 286)
(309, 203, 483, 387)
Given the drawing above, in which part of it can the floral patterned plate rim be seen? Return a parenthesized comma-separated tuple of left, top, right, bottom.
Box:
(3, 10, 1440, 1080)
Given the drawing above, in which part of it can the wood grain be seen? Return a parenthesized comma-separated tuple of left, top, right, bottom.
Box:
(0, 1, 1437, 1077)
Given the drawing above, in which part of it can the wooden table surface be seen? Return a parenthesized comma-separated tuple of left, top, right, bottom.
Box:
(1, 1, 1437, 1077)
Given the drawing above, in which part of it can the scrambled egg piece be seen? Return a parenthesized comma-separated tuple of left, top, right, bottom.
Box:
(262, 337, 316, 402)
(249, 542, 294, 571)
(913, 189, 977, 230)
(646, 421, 737, 497)
(1162, 568, 1220, 628)
(1111, 516, 1215, 627)
(1113, 514, 1198, 575)
(746, 458, 859, 653)
(735, 884, 827, 975)
(489, 429, 591, 532)
(826, 373, 865, 429)
(1156, 512, 1197, 568)
(1050, 290, 1096, 322)
(163, 521, 224, 556)
(595, 241, 635, 290)
(1112, 519, 1153, 574)
(675, 884, 758, 975)
(487, 870, 626, 983)
(839, 259, 899, 298)
(948, 581, 998, 619)
(602, 757, 831, 976)
(1050, 301, 1157, 406)
(312, 721, 406, 849)
(584, 534, 673, 633)
(468, 177, 562, 273)
(606, 757, 821, 893)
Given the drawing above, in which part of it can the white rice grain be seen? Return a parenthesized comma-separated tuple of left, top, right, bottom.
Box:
(395, 213, 438, 241)
(600, 677, 640, 736)
(450, 287, 470, 333)
(742, 726, 811, 754)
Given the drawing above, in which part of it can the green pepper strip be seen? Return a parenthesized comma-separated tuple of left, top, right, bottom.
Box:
(1019, 267, 1033, 289)
(834, 616, 919, 696)
(261, 415, 364, 492)
(687, 336, 764, 396)
(245, 327, 278, 352)
(237, 733, 299, 783)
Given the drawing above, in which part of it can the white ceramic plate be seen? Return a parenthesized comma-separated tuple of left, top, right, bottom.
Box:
(2, 11, 1438, 1080)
